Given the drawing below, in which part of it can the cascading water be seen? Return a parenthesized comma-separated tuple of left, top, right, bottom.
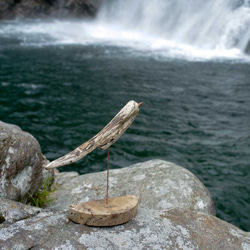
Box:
(0, 0, 250, 59)
(97, 0, 250, 53)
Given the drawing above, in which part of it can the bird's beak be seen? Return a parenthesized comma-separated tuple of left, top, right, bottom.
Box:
(138, 102, 143, 108)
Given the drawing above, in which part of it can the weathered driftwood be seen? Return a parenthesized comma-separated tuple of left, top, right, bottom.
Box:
(68, 195, 138, 226)
(45, 100, 143, 169)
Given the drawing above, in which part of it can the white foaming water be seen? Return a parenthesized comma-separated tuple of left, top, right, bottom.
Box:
(1, 0, 250, 60)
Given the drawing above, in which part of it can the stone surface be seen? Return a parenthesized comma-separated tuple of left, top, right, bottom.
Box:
(0, 0, 50, 19)
(0, 198, 41, 224)
(0, 120, 53, 202)
(46, 159, 216, 215)
(0, 159, 249, 249)
(0, 208, 249, 249)
(51, 0, 101, 18)
(0, 0, 101, 19)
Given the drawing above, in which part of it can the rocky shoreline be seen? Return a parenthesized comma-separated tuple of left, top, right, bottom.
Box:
(0, 120, 250, 249)
(0, 0, 101, 20)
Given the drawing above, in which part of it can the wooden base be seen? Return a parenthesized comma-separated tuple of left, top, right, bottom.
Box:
(68, 195, 138, 226)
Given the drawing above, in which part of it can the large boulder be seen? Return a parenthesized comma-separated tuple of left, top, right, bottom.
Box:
(47, 160, 216, 215)
(0, 207, 249, 249)
(0, 120, 53, 202)
(0, 159, 249, 249)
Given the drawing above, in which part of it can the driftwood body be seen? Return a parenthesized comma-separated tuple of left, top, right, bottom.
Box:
(68, 195, 138, 226)
(45, 100, 142, 169)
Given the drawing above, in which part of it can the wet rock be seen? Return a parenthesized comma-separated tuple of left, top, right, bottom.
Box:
(0, 0, 101, 19)
(0, 0, 50, 19)
(51, 0, 101, 17)
(0, 120, 53, 202)
(0, 208, 249, 249)
(0, 0, 13, 12)
(47, 159, 216, 215)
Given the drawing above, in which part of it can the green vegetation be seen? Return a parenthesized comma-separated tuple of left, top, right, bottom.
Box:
(29, 177, 55, 208)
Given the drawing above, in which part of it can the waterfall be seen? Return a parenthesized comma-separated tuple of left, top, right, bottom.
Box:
(1, 0, 250, 59)
(97, 0, 250, 53)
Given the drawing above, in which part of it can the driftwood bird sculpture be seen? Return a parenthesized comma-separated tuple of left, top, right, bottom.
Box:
(45, 100, 143, 170)
(45, 100, 143, 226)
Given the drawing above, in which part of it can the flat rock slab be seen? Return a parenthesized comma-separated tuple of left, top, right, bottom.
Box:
(47, 159, 216, 215)
(0, 160, 249, 249)
(69, 195, 138, 226)
(0, 198, 41, 224)
(1, 208, 249, 249)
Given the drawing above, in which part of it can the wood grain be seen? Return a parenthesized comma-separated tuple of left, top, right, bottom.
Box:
(68, 195, 138, 226)
(45, 100, 142, 169)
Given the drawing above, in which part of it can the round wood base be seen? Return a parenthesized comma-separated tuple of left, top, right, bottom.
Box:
(68, 195, 138, 226)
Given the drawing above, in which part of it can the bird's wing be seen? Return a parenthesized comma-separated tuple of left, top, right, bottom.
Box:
(45, 100, 142, 169)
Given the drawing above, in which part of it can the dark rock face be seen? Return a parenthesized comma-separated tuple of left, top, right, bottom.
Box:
(0, 121, 48, 202)
(0, 0, 101, 19)
(245, 40, 250, 54)
(51, 0, 101, 17)
(0, 0, 49, 19)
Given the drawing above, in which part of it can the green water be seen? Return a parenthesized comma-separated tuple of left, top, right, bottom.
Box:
(0, 25, 250, 231)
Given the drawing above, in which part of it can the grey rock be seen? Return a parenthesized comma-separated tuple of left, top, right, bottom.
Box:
(0, 198, 41, 224)
(0, 208, 249, 249)
(46, 159, 216, 215)
(0, 120, 53, 202)
(41, 158, 55, 187)
(0, 159, 249, 249)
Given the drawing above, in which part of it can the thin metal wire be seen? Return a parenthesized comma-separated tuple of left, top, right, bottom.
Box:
(106, 147, 110, 205)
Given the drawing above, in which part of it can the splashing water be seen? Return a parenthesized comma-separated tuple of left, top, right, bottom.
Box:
(0, 0, 250, 60)
(98, 0, 250, 51)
